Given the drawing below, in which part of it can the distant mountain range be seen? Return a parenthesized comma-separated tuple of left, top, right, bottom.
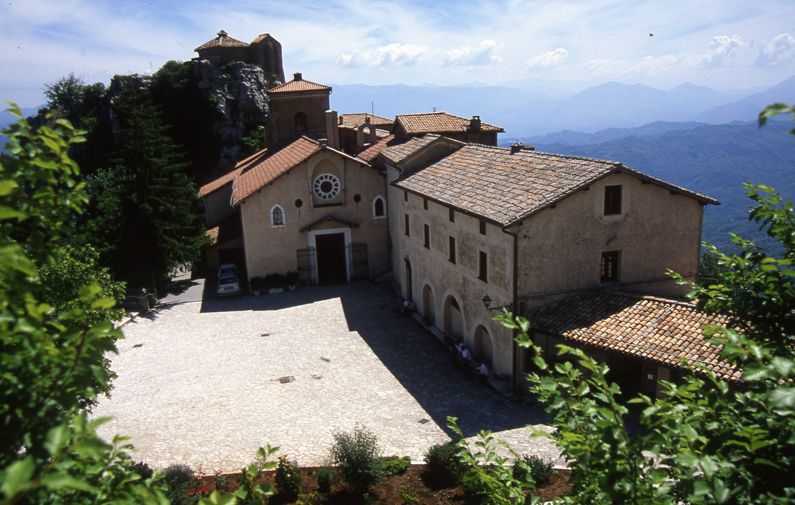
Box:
(332, 75, 795, 137)
(517, 120, 795, 253)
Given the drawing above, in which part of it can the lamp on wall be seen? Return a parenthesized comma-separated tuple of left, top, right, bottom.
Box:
(482, 294, 511, 312)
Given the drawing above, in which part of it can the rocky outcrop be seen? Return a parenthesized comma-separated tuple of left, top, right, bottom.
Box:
(191, 59, 271, 171)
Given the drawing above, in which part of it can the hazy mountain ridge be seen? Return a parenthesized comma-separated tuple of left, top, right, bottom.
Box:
(530, 120, 795, 253)
(331, 76, 794, 137)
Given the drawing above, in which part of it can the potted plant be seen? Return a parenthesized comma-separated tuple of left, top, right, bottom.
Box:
(264, 273, 287, 294)
(285, 271, 299, 291)
(250, 276, 264, 296)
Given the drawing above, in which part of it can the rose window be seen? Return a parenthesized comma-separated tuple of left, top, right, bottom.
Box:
(312, 173, 341, 200)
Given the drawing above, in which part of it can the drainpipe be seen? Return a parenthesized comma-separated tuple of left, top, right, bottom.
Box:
(501, 226, 521, 393)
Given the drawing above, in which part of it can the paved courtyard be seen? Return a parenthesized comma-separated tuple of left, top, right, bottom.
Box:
(94, 279, 562, 474)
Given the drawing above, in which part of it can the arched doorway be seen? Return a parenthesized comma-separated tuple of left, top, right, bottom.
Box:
(404, 258, 412, 302)
(422, 285, 435, 325)
(473, 325, 494, 367)
(443, 295, 464, 338)
(294, 111, 307, 133)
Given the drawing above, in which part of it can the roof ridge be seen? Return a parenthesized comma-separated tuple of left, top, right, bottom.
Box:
(603, 290, 697, 308)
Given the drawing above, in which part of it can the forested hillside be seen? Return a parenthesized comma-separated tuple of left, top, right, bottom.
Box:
(531, 120, 795, 252)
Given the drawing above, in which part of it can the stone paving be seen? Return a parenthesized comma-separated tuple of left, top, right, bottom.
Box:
(94, 280, 562, 474)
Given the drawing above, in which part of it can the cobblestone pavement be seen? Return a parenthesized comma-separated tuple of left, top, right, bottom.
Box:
(94, 280, 562, 474)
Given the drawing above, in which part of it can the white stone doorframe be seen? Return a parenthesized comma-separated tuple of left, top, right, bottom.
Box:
(308, 227, 353, 283)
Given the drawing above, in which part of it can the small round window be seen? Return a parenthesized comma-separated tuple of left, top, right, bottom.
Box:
(312, 173, 341, 200)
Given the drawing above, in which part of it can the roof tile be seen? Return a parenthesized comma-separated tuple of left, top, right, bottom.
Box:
(392, 143, 717, 226)
(269, 77, 330, 95)
(231, 137, 320, 205)
(395, 112, 503, 135)
(530, 291, 739, 380)
(198, 147, 268, 198)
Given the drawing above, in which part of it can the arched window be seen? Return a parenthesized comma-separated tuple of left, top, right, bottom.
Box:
(372, 195, 386, 218)
(294, 112, 307, 133)
(270, 205, 285, 227)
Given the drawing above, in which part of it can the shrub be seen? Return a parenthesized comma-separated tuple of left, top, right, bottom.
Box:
(264, 273, 287, 289)
(250, 276, 265, 292)
(399, 485, 420, 504)
(317, 466, 332, 493)
(130, 461, 154, 479)
(296, 491, 322, 505)
(329, 426, 383, 492)
(512, 455, 552, 488)
(459, 468, 504, 505)
(163, 464, 198, 505)
(380, 455, 411, 476)
(276, 456, 303, 501)
(286, 270, 300, 286)
(424, 441, 467, 487)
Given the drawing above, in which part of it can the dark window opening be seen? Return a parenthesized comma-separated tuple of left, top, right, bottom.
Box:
(448, 236, 456, 264)
(479, 220, 486, 235)
(604, 185, 622, 215)
(601, 250, 620, 282)
(373, 197, 385, 217)
(449, 208, 455, 222)
(404, 214, 410, 236)
(294, 111, 308, 133)
(423, 198, 428, 210)
(423, 224, 430, 248)
(403, 190, 408, 202)
(478, 251, 488, 282)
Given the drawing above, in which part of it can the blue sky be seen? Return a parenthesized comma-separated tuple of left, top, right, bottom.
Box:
(1, 0, 794, 106)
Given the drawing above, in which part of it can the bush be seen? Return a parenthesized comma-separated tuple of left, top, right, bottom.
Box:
(459, 468, 504, 505)
(250, 276, 265, 292)
(264, 273, 287, 290)
(380, 455, 411, 476)
(424, 441, 467, 487)
(276, 456, 303, 501)
(329, 426, 383, 492)
(163, 464, 197, 505)
(286, 270, 300, 286)
(131, 461, 154, 479)
(317, 467, 332, 493)
(512, 455, 552, 488)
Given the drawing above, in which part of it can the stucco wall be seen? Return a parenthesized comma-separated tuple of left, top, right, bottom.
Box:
(514, 172, 704, 309)
(387, 173, 515, 377)
(240, 150, 387, 281)
(269, 94, 330, 143)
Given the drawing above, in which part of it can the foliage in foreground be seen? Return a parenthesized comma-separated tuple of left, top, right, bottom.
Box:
(329, 426, 383, 493)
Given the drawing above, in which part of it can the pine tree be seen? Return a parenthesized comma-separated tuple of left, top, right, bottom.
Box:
(94, 83, 206, 291)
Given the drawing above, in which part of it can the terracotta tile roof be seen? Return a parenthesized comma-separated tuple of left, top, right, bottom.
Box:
(529, 291, 739, 380)
(198, 148, 268, 198)
(358, 134, 396, 162)
(250, 33, 275, 44)
(339, 113, 393, 129)
(195, 30, 248, 51)
(269, 77, 330, 95)
(380, 134, 446, 164)
(231, 137, 321, 206)
(392, 144, 717, 226)
(395, 112, 503, 135)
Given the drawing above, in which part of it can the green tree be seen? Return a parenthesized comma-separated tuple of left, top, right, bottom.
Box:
(89, 84, 207, 291)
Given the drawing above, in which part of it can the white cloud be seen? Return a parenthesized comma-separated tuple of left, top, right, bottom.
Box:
(756, 32, 795, 67)
(688, 34, 746, 68)
(337, 43, 429, 67)
(525, 48, 568, 69)
(444, 40, 502, 65)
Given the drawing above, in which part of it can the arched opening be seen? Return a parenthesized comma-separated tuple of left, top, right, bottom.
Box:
(373, 196, 386, 218)
(294, 111, 307, 133)
(443, 295, 464, 339)
(270, 205, 285, 226)
(404, 258, 413, 302)
(473, 325, 494, 368)
(422, 284, 435, 325)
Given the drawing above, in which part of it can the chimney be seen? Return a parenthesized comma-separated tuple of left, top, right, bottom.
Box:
(469, 115, 481, 132)
(510, 142, 523, 154)
(319, 138, 328, 148)
(293, 72, 302, 81)
(325, 110, 340, 149)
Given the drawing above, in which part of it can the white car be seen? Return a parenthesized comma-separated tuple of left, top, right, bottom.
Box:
(217, 263, 241, 296)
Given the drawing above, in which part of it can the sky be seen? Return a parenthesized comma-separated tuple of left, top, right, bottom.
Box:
(1, 0, 794, 107)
